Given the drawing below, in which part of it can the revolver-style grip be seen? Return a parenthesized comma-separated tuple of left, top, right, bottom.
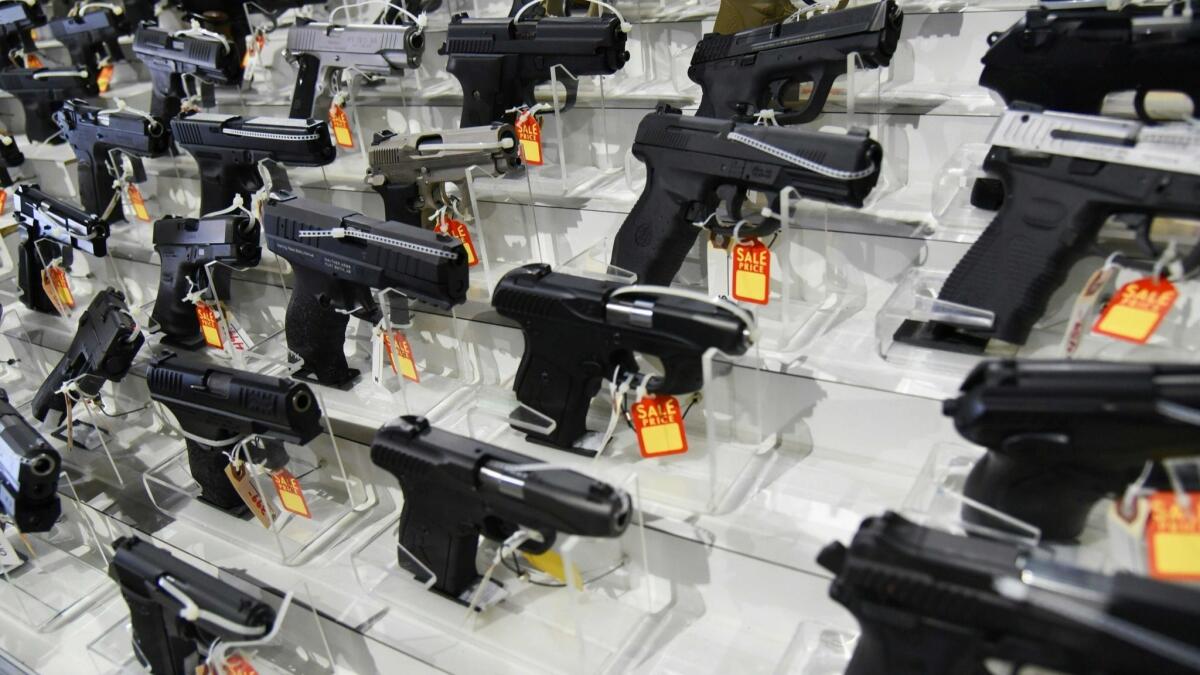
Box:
(397, 498, 480, 597)
(962, 452, 1111, 542)
(78, 156, 119, 222)
(31, 355, 74, 423)
(373, 182, 425, 227)
(611, 169, 702, 285)
(186, 437, 245, 512)
(18, 237, 64, 314)
(123, 589, 183, 675)
(935, 168, 1102, 345)
(288, 54, 321, 119)
(285, 265, 355, 386)
(148, 69, 183, 123)
(197, 160, 260, 215)
(512, 336, 603, 449)
(447, 54, 523, 127)
(23, 100, 66, 144)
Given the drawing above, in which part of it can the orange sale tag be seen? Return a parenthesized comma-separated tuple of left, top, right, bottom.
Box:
(271, 468, 311, 519)
(195, 301, 225, 350)
(1093, 276, 1178, 344)
(223, 653, 260, 675)
(515, 111, 543, 166)
(0, 189, 8, 215)
(329, 103, 354, 148)
(23, 53, 42, 69)
(631, 395, 688, 458)
(731, 238, 771, 305)
(1145, 492, 1200, 581)
(438, 214, 478, 266)
(125, 184, 150, 222)
(384, 330, 420, 382)
(97, 64, 114, 93)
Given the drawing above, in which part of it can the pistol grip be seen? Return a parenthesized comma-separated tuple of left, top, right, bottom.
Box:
(185, 436, 245, 512)
(288, 53, 322, 119)
(18, 237, 62, 314)
(373, 182, 425, 227)
(447, 54, 520, 127)
(285, 265, 356, 387)
(845, 623, 986, 675)
(78, 156, 119, 223)
(198, 161, 259, 215)
(512, 337, 603, 450)
(123, 589, 185, 675)
(152, 255, 205, 349)
(25, 101, 65, 144)
(962, 451, 1110, 542)
(611, 168, 704, 285)
(397, 498, 480, 598)
(31, 356, 73, 423)
(149, 70, 184, 123)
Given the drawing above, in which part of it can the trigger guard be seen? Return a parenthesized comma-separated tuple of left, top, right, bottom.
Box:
(555, 76, 580, 114)
(516, 529, 556, 555)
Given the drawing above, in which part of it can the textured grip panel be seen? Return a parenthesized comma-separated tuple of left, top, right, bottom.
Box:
(78, 158, 118, 223)
(375, 182, 425, 228)
(397, 498, 481, 597)
(611, 169, 701, 285)
(123, 590, 184, 674)
(285, 266, 354, 386)
(962, 452, 1108, 542)
(447, 54, 522, 127)
(512, 339, 601, 448)
(186, 437, 244, 512)
(152, 255, 203, 348)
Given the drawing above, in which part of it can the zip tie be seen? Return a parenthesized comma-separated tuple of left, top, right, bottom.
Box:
(73, 2, 123, 16)
(173, 19, 233, 53)
(504, 102, 553, 116)
(608, 284, 759, 345)
(206, 590, 295, 672)
(32, 70, 89, 80)
(1119, 461, 1155, 516)
(95, 99, 164, 136)
(727, 132, 877, 181)
(513, 0, 631, 31)
(1152, 239, 1179, 281)
(594, 368, 635, 461)
(158, 576, 269, 636)
(466, 529, 535, 617)
(201, 193, 252, 220)
(328, 0, 426, 32)
(297, 226, 459, 259)
(752, 109, 779, 126)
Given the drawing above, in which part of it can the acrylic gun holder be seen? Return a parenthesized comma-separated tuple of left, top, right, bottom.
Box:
(604, 22, 701, 105)
(424, 326, 812, 517)
(705, 188, 864, 363)
(0, 498, 117, 632)
(350, 466, 669, 675)
(930, 143, 995, 239)
(142, 417, 375, 566)
(87, 577, 337, 675)
(877, 266, 1200, 384)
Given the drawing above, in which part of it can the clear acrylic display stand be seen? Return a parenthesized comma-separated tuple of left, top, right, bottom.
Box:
(89, 580, 339, 675)
(461, 164, 546, 297)
(0, 495, 118, 632)
(142, 409, 376, 566)
(774, 621, 857, 675)
(351, 466, 672, 674)
(929, 142, 993, 240)
(845, 54, 909, 211)
(705, 189, 867, 366)
(603, 22, 700, 106)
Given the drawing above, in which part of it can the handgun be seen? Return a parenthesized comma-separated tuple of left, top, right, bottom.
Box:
(819, 511, 1200, 675)
(943, 359, 1200, 541)
(45, 6, 130, 80)
(690, 0, 902, 123)
(371, 415, 631, 600)
(0, 132, 25, 187)
(263, 192, 469, 387)
(109, 536, 276, 675)
(284, 19, 424, 119)
(0, 0, 47, 56)
(171, 112, 336, 214)
(147, 354, 323, 514)
(893, 108, 1200, 353)
(0, 389, 61, 533)
(0, 67, 97, 143)
(15, 183, 109, 315)
(493, 263, 754, 449)
(30, 288, 144, 424)
(132, 21, 243, 122)
(365, 124, 521, 226)
(168, 0, 328, 66)
(980, 3, 1199, 120)
(612, 104, 881, 285)
(151, 214, 261, 349)
(439, 13, 630, 126)
(54, 98, 171, 222)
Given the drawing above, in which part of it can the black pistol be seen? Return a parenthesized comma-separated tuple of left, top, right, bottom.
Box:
(0, 389, 61, 533)
(690, 0, 902, 123)
(147, 354, 323, 514)
(612, 104, 881, 285)
(263, 192, 469, 387)
(371, 415, 631, 600)
(54, 98, 171, 223)
(45, 6, 130, 81)
(171, 112, 336, 214)
(0, 68, 97, 143)
(944, 359, 1200, 541)
(0, 0, 46, 57)
(438, 12, 630, 126)
(109, 536, 276, 675)
(133, 21, 243, 122)
(819, 512, 1200, 675)
(151, 214, 262, 349)
(492, 263, 754, 449)
(31, 288, 145, 424)
(15, 183, 109, 315)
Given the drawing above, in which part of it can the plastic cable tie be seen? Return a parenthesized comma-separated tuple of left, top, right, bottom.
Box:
(727, 132, 877, 180)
